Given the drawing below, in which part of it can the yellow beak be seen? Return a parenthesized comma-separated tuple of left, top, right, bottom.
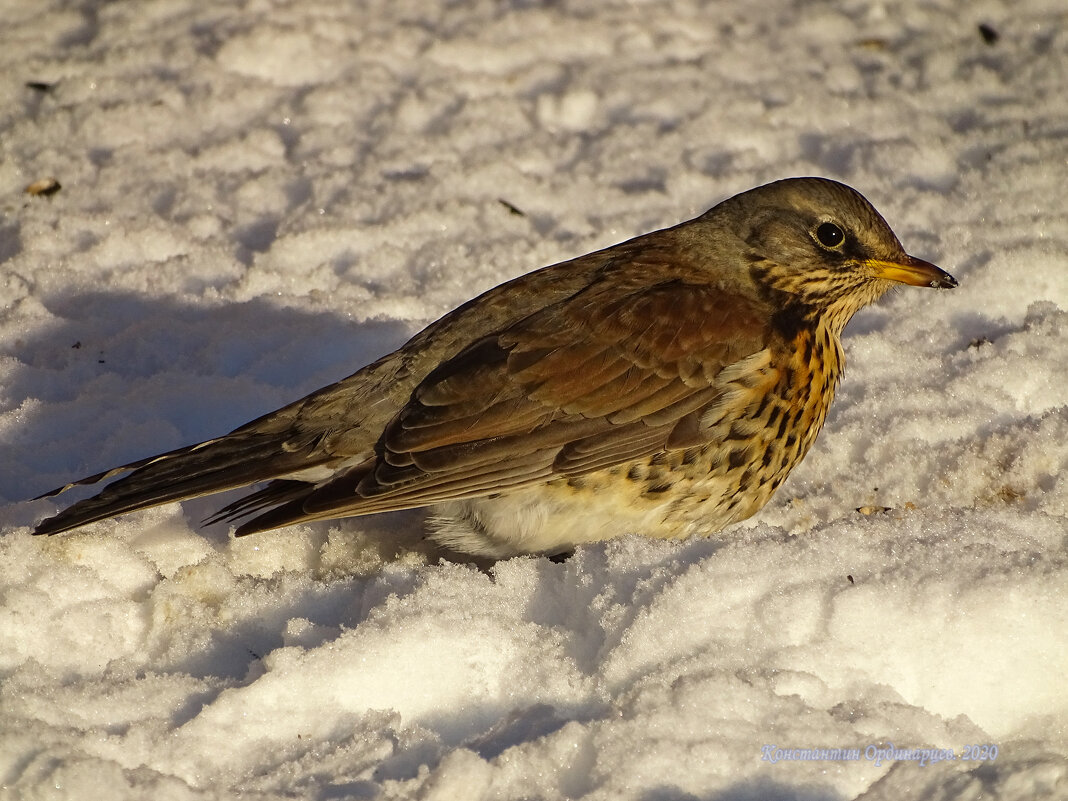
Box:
(868, 255, 958, 289)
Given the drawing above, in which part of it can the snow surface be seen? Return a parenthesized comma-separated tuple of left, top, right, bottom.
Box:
(1, 1, 1067, 799)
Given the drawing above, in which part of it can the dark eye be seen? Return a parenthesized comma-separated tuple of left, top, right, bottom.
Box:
(815, 222, 845, 249)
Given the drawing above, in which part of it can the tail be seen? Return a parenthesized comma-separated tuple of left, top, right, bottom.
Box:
(32, 432, 335, 536)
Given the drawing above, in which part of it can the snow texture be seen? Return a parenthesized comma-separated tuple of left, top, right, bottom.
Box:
(1, 1, 1066, 799)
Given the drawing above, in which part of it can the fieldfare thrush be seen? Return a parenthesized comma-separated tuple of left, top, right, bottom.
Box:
(32, 177, 957, 558)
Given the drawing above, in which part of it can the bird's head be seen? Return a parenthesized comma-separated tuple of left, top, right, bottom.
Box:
(708, 177, 957, 335)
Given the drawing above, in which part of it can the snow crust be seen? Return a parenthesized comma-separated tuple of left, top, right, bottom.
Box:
(1, 1, 1065, 798)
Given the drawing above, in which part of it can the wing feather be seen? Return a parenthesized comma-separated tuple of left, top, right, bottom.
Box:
(247, 272, 770, 529)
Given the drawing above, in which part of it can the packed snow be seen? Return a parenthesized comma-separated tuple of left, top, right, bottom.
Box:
(1, 1, 1066, 799)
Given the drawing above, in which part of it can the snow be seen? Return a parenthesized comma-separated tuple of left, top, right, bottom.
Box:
(1, 0, 1066, 799)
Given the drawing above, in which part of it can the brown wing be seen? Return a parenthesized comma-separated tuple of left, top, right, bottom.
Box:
(238, 270, 770, 531)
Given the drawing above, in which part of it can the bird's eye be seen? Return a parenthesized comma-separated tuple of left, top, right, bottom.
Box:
(815, 222, 845, 249)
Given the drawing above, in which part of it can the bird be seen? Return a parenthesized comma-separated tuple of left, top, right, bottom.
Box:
(31, 177, 957, 558)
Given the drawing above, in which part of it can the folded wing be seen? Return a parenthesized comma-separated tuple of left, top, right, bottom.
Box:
(230, 265, 769, 535)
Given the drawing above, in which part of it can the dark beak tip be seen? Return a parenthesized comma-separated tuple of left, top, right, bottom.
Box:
(903, 254, 957, 290)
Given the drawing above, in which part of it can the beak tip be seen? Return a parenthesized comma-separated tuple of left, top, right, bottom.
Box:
(889, 255, 959, 290)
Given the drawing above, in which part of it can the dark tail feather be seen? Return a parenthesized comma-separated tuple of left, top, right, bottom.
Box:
(33, 446, 197, 501)
(233, 496, 319, 537)
(231, 465, 373, 537)
(203, 479, 314, 527)
(33, 435, 329, 536)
